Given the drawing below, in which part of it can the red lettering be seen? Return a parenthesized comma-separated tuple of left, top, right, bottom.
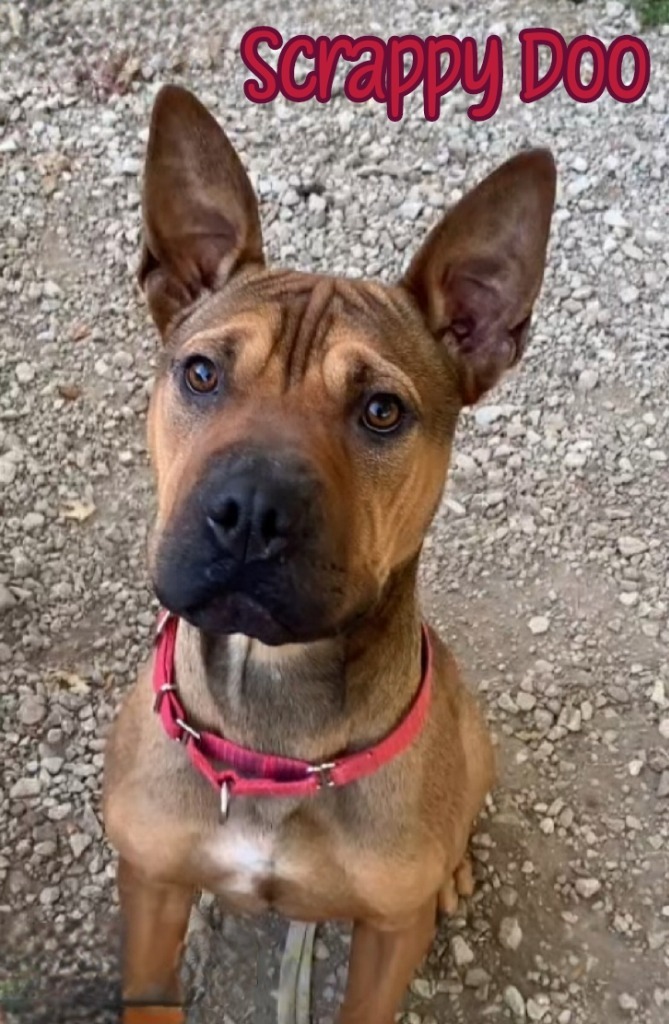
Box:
(344, 37, 387, 104)
(463, 35, 503, 121)
(563, 35, 607, 102)
(607, 35, 651, 103)
(385, 36, 426, 122)
(240, 27, 282, 103)
(519, 28, 566, 103)
(423, 36, 462, 121)
(277, 36, 317, 102)
(313, 35, 354, 103)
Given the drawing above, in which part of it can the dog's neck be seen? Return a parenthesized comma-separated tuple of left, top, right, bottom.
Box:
(173, 559, 424, 762)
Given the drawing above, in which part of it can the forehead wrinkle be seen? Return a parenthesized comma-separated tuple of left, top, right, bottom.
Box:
(284, 278, 337, 386)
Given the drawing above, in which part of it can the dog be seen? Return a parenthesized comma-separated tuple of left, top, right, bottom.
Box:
(102, 84, 556, 1024)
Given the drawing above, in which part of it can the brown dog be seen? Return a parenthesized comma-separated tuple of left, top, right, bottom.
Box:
(102, 85, 556, 1024)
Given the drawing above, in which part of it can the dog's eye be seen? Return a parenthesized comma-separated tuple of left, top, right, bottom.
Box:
(361, 394, 404, 434)
(184, 356, 219, 395)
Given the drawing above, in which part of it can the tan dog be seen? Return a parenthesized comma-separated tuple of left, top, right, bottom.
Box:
(103, 85, 556, 1024)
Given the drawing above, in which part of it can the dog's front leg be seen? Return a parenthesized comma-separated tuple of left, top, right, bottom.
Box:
(339, 897, 437, 1024)
(118, 856, 195, 1023)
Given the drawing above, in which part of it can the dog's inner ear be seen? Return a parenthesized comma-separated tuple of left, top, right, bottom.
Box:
(139, 85, 264, 337)
(400, 150, 556, 405)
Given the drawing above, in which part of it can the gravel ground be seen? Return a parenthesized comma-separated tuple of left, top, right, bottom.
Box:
(1, 0, 668, 1022)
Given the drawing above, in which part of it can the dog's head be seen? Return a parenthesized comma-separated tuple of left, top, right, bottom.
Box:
(139, 86, 556, 645)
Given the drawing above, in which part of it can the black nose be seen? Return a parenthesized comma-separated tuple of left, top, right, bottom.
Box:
(205, 458, 313, 564)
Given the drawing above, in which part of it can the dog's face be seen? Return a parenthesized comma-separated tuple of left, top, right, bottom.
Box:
(139, 86, 556, 644)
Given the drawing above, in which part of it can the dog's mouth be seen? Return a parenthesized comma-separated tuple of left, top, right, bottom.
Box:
(167, 589, 296, 646)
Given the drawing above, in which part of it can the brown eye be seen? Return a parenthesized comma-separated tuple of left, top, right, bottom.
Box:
(184, 357, 219, 395)
(361, 393, 404, 434)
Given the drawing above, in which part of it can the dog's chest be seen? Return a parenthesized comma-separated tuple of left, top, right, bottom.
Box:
(196, 816, 360, 919)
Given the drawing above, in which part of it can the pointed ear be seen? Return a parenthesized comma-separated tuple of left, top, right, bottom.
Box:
(401, 149, 556, 405)
(138, 85, 264, 337)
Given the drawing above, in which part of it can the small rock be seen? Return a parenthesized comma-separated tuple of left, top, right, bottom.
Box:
(10, 777, 41, 799)
(15, 361, 36, 384)
(399, 199, 423, 220)
(498, 917, 523, 951)
(23, 512, 45, 532)
(69, 833, 93, 859)
(474, 405, 505, 427)
(577, 368, 598, 392)
(529, 616, 549, 636)
(0, 583, 17, 613)
(517, 692, 536, 712)
(451, 935, 475, 967)
(657, 771, 669, 798)
(575, 877, 601, 899)
(620, 286, 639, 305)
(18, 695, 46, 726)
(464, 967, 491, 989)
(527, 996, 550, 1022)
(410, 978, 433, 998)
(606, 1, 625, 17)
(0, 458, 17, 486)
(603, 208, 628, 229)
(618, 993, 638, 1013)
(617, 535, 648, 558)
(659, 719, 669, 740)
(504, 986, 526, 1019)
(121, 157, 142, 176)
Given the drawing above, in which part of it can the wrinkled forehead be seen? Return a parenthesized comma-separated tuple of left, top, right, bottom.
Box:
(162, 268, 457, 403)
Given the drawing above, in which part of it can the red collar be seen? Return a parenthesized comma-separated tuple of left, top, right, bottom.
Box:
(152, 611, 432, 819)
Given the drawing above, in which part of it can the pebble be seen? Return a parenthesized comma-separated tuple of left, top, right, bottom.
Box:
(498, 917, 523, 951)
(0, 457, 17, 486)
(526, 996, 550, 1022)
(15, 361, 36, 383)
(10, 777, 41, 799)
(603, 208, 628, 229)
(69, 833, 93, 859)
(659, 719, 669, 740)
(617, 536, 648, 557)
(451, 935, 475, 967)
(618, 993, 638, 1013)
(575, 877, 601, 899)
(464, 968, 491, 989)
(474, 405, 505, 427)
(0, 583, 17, 613)
(528, 616, 549, 636)
(18, 695, 46, 726)
(577, 368, 598, 392)
(504, 986, 526, 1019)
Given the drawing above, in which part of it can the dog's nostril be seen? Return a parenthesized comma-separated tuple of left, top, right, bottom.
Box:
(218, 498, 240, 533)
(260, 507, 279, 545)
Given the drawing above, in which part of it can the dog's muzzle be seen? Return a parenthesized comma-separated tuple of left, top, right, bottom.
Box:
(152, 449, 339, 643)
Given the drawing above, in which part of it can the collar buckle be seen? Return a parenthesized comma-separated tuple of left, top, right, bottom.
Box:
(153, 683, 177, 713)
(306, 761, 337, 788)
(175, 717, 201, 744)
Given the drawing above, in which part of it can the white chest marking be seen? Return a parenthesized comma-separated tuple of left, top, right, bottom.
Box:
(205, 827, 275, 896)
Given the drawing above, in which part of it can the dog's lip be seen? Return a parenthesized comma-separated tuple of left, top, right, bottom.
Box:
(179, 590, 297, 642)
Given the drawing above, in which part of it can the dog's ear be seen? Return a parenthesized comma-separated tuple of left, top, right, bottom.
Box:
(138, 85, 264, 337)
(401, 150, 556, 405)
